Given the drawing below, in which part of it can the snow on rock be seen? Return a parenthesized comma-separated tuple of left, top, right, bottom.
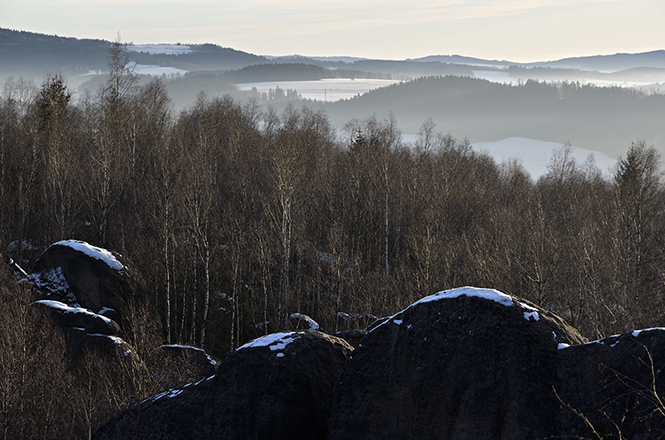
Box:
(290, 312, 320, 330)
(413, 286, 515, 307)
(377, 286, 543, 330)
(237, 331, 305, 353)
(562, 327, 665, 350)
(152, 388, 185, 401)
(49, 240, 123, 271)
(33, 299, 115, 326)
(632, 327, 665, 337)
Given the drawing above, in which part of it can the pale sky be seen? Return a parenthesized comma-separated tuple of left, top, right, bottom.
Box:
(2, 0, 663, 62)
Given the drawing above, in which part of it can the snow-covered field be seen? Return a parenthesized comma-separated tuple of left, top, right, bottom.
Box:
(471, 137, 617, 181)
(402, 135, 617, 180)
(126, 44, 193, 55)
(126, 61, 188, 77)
(236, 78, 400, 102)
(472, 69, 653, 88)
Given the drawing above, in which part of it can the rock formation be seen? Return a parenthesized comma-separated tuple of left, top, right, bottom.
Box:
(31, 239, 132, 316)
(327, 286, 586, 440)
(93, 286, 665, 439)
(93, 330, 353, 440)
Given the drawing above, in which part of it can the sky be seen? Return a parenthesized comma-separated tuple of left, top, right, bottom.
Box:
(1, 0, 663, 62)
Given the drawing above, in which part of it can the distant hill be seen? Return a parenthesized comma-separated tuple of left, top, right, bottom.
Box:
(0, 28, 268, 83)
(529, 50, 665, 72)
(318, 75, 665, 158)
(0, 28, 110, 78)
(407, 54, 512, 67)
(411, 51, 665, 73)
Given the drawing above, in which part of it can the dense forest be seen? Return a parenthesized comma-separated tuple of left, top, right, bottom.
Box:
(2, 42, 665, 438)
(2, 44, 665, 355)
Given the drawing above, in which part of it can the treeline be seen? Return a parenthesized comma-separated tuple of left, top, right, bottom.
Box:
(1, 47, 665, 361)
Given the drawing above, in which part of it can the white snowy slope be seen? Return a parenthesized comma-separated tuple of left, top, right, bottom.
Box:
(471, 137, 617, 181)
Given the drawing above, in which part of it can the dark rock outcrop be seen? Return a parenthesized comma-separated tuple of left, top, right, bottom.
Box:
(32, 240, 135, 315)
(557, 329, 665, 438)
(327, 286, 586, 440)
(94, 286, 665, 439)
(27, 241, 144, 366)
(93, 330, 353, 440)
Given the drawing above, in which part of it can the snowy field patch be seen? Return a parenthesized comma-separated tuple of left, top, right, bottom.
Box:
(126, 62, 188, 77)
(471, 137, 617, 181)
(127, 44, 193, 55)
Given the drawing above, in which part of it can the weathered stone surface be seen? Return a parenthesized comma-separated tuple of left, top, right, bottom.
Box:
(327, 287, 586, 440)
(93, 330, 353, 440)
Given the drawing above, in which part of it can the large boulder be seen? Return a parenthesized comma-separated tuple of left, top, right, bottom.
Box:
(327, 286, 586, 440)
(31, 240, 135, 316)
(557, 329, 665, 438)
(93, 330, 354, 440)
(30, 299, 139, 365)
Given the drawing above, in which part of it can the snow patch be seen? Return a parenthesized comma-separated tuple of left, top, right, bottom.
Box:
(632, 327, 665, 337)
(413, 287, 515, 308)
(523, 311, 540, 321)
(237, 331, 304, 353)
(519, 301, 540, 321)
(50, 240, 123, 271)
